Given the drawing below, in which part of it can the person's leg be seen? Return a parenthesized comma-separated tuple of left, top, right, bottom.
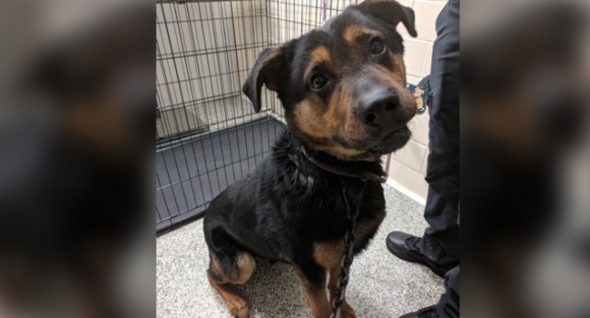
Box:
(394, 2, 460, 317)
(435, 265, 460, 318)
(419, 0, 460, 265)
(387, 0, 460, 275)
(399, 265, 460, 318)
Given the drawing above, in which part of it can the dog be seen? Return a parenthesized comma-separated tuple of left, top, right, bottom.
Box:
(203, 1, 417, 317)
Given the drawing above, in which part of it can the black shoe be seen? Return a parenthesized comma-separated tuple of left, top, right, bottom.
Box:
(386, 231, 455, 277)
(399, 305, 438, 318)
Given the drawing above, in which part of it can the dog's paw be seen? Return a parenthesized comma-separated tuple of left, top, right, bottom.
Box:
(227, 296, 249, 318)
(340, 301, 357, 318)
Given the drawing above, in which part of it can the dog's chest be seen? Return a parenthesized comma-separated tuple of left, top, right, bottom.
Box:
(312, 207, 385, 269)
(303, 182, 386, 236)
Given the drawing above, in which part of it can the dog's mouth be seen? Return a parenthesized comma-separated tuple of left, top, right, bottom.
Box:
(367, 125, 412, 155)
(326, 125, 412, 159)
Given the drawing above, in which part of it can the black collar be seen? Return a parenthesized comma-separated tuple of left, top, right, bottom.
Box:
(294, 145, 388, 183)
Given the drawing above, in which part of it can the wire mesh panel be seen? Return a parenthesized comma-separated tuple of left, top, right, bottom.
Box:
(155, 0, 361, 232)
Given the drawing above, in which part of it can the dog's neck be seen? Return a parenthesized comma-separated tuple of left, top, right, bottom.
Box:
(276, 131, 387, 183)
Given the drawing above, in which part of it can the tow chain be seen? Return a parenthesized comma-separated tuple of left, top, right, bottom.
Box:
(330, 181, 366, 318)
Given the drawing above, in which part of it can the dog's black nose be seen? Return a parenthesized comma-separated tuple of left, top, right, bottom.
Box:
(357, 88, 400, 127)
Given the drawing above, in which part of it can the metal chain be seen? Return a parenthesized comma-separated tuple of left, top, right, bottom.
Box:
(330, 182, 366, 318)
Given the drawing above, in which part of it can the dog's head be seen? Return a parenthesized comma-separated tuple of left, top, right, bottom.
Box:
(243, 0, 417, 161)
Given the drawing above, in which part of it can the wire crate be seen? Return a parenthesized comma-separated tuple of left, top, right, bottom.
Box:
(155, 0, 360, 232)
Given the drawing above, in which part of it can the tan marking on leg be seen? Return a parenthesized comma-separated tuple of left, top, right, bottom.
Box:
(234, 252, 256, 284)
(328, 266, 357, 318)
(209, 252, 256, 284)
(208, 253, 228, 283)
(315, 242, 358, 317)
(208, 275, 249, 318)
(313, 241, 345, 270)
(207, 251, 256, 317)
(293, 268, 331, 318)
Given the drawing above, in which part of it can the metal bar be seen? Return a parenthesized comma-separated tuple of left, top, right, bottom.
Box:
(155, 0, 315, 232)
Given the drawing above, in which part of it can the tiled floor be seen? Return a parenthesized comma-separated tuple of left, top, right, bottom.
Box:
(157, 185, 444, 318)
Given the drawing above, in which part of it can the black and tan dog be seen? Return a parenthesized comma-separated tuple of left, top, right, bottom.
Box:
(203, 1, 417, 317)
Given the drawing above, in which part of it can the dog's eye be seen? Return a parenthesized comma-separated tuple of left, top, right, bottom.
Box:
(309, 74, 328, 90)
(369, 37, 386, 55)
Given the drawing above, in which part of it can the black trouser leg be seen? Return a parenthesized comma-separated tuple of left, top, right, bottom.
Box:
(436, 265, 460, 318)
(418, 0, 460, 265)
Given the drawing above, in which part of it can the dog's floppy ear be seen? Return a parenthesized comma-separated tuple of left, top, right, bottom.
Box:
(242, 48, 285, 113)
(358, 0, 418, 37)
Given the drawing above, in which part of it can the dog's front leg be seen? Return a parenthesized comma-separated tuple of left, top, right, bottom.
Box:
(293, 262, 331, 318)
(313, 242, 357, 318)
(328, 266, 357, 318)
